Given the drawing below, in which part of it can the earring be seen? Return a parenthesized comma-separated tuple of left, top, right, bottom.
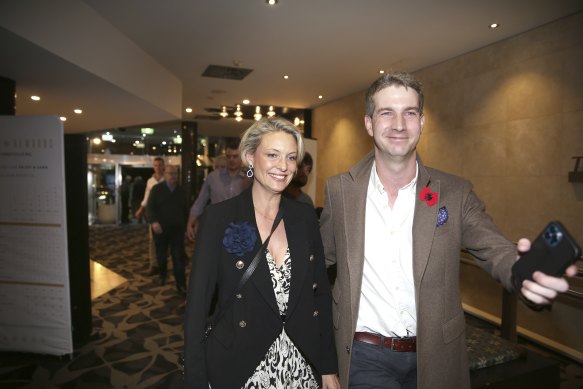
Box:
(246, 163, 254, 178)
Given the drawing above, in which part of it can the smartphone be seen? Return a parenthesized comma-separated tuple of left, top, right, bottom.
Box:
(512, 221, 581, 283)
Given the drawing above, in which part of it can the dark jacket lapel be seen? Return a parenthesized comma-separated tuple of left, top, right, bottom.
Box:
(283, 204, 308, 319)
(243, 192, 281, 317)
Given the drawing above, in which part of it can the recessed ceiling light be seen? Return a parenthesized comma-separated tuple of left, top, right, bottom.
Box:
(489, 23, 499, 29)
(318, 95, 323, 99)
(283, 75, 289, 80)
(379, 70, 385, 74)
(60, 116, 67, 121)
(266, 0, 278, 5)
(185, 107, 192, 113)
(74, 109, 83, 114)
(31, 95, 40, 101)
(243, 99, 250, 104)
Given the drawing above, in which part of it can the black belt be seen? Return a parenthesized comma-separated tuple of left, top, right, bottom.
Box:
(354, 331, 416, 352)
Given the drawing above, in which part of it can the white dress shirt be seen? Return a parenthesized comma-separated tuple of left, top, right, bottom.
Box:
(140, 174, 164, 208)
(356, 161, 418, 337)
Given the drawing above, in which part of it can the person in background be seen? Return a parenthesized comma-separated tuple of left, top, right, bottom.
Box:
(184, 117, 339, 388)
(320, 71, 577, 389)
(146, 165, 188, 296)
(130, 176, 145, 223)
(283, 151, 315, 208)
(119, 175, 132, 224)
(186, 140, 251, 241)
(213, 154, 227, 171)
(135, 157, 165, 275)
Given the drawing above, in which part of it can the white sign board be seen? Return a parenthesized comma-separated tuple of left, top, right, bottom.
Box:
(0, 116, 73, 356)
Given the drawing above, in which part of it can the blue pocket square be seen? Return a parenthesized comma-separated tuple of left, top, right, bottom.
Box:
(436, 206, 448, 227)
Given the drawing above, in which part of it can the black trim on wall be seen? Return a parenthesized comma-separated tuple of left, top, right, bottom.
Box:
(65, 134, 92, 345)
(0, 76, 16, 115)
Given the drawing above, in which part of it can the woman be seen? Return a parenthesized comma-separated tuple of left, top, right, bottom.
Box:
(184, 117, 339, 388)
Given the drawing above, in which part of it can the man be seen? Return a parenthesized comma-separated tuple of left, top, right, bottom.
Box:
(320, 72, 577, 389)
(283, 151, 315, 208)
(119, 175, 132, 224)
(130, 175, 145, 223)
(212, 154, 227, 171)
(186, 140, 251, 240)
(146, 165, 188, 295)
(135, 157, 165, 275)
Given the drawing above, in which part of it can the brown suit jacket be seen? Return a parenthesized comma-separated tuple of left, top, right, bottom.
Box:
(320, 151, 517, 389)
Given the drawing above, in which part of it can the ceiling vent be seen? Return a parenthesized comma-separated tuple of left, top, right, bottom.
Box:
(202, 65, 253, 80)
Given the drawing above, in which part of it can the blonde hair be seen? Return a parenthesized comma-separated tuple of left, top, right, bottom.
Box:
(239, 116, 305, 167)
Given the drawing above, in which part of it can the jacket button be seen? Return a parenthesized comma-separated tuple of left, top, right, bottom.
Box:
(239, 320, 247, 328)
(236, 260, 244, 269)
(313, 310, 319, 317)
(236, 293, 242, 299)
(309, 254, 315, 262)
(312, 282, 318, 290)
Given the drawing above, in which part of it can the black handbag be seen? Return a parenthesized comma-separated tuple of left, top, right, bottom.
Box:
(204, 206, 284, 338)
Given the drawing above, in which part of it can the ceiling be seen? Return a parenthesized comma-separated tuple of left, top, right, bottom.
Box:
(1, 0, 582, 140)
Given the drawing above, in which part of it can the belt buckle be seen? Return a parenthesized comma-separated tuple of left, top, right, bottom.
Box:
(390, 336, 414, 352)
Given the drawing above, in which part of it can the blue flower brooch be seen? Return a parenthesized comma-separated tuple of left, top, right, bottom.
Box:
(223, 222, 257, 256)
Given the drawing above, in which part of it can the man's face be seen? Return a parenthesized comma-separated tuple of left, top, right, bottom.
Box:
(364, 85, 424, 161)
(153, 160, 165, 176)
(291, 162, 311, 187)
(164, 166, 178, 185)
(225, 148, 241, 172)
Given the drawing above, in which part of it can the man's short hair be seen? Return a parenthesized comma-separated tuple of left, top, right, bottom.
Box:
(225, 139, 240, 151)
(365, 72, 424, 117)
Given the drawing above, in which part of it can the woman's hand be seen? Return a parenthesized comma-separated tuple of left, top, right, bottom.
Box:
(322, 374, 340, 389)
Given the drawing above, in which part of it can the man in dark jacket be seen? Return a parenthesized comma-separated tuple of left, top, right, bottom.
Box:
(147, 165, 188, 295)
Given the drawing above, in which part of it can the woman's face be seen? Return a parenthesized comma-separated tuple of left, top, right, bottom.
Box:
(248, 131, 298, 195)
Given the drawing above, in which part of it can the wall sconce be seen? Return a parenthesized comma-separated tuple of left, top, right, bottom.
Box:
(568, 156, 583, 182)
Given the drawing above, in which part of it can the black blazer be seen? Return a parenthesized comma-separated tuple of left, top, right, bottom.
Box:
(184, 188, 337, 388)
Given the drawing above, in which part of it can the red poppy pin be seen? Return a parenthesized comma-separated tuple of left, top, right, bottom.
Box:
(420, 187, 438, 207)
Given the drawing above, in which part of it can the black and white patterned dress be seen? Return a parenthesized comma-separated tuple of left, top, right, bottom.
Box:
(243, 248, 318, 389)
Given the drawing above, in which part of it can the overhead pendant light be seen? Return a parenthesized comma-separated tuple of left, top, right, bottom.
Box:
(220, 105, 228, 117)
(267, 106, 276, 117)
(234, 104, 243, 122)
(254, 106, 262, 121)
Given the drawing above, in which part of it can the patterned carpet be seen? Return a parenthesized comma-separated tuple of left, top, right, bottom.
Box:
(0, 224, 190, 389)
